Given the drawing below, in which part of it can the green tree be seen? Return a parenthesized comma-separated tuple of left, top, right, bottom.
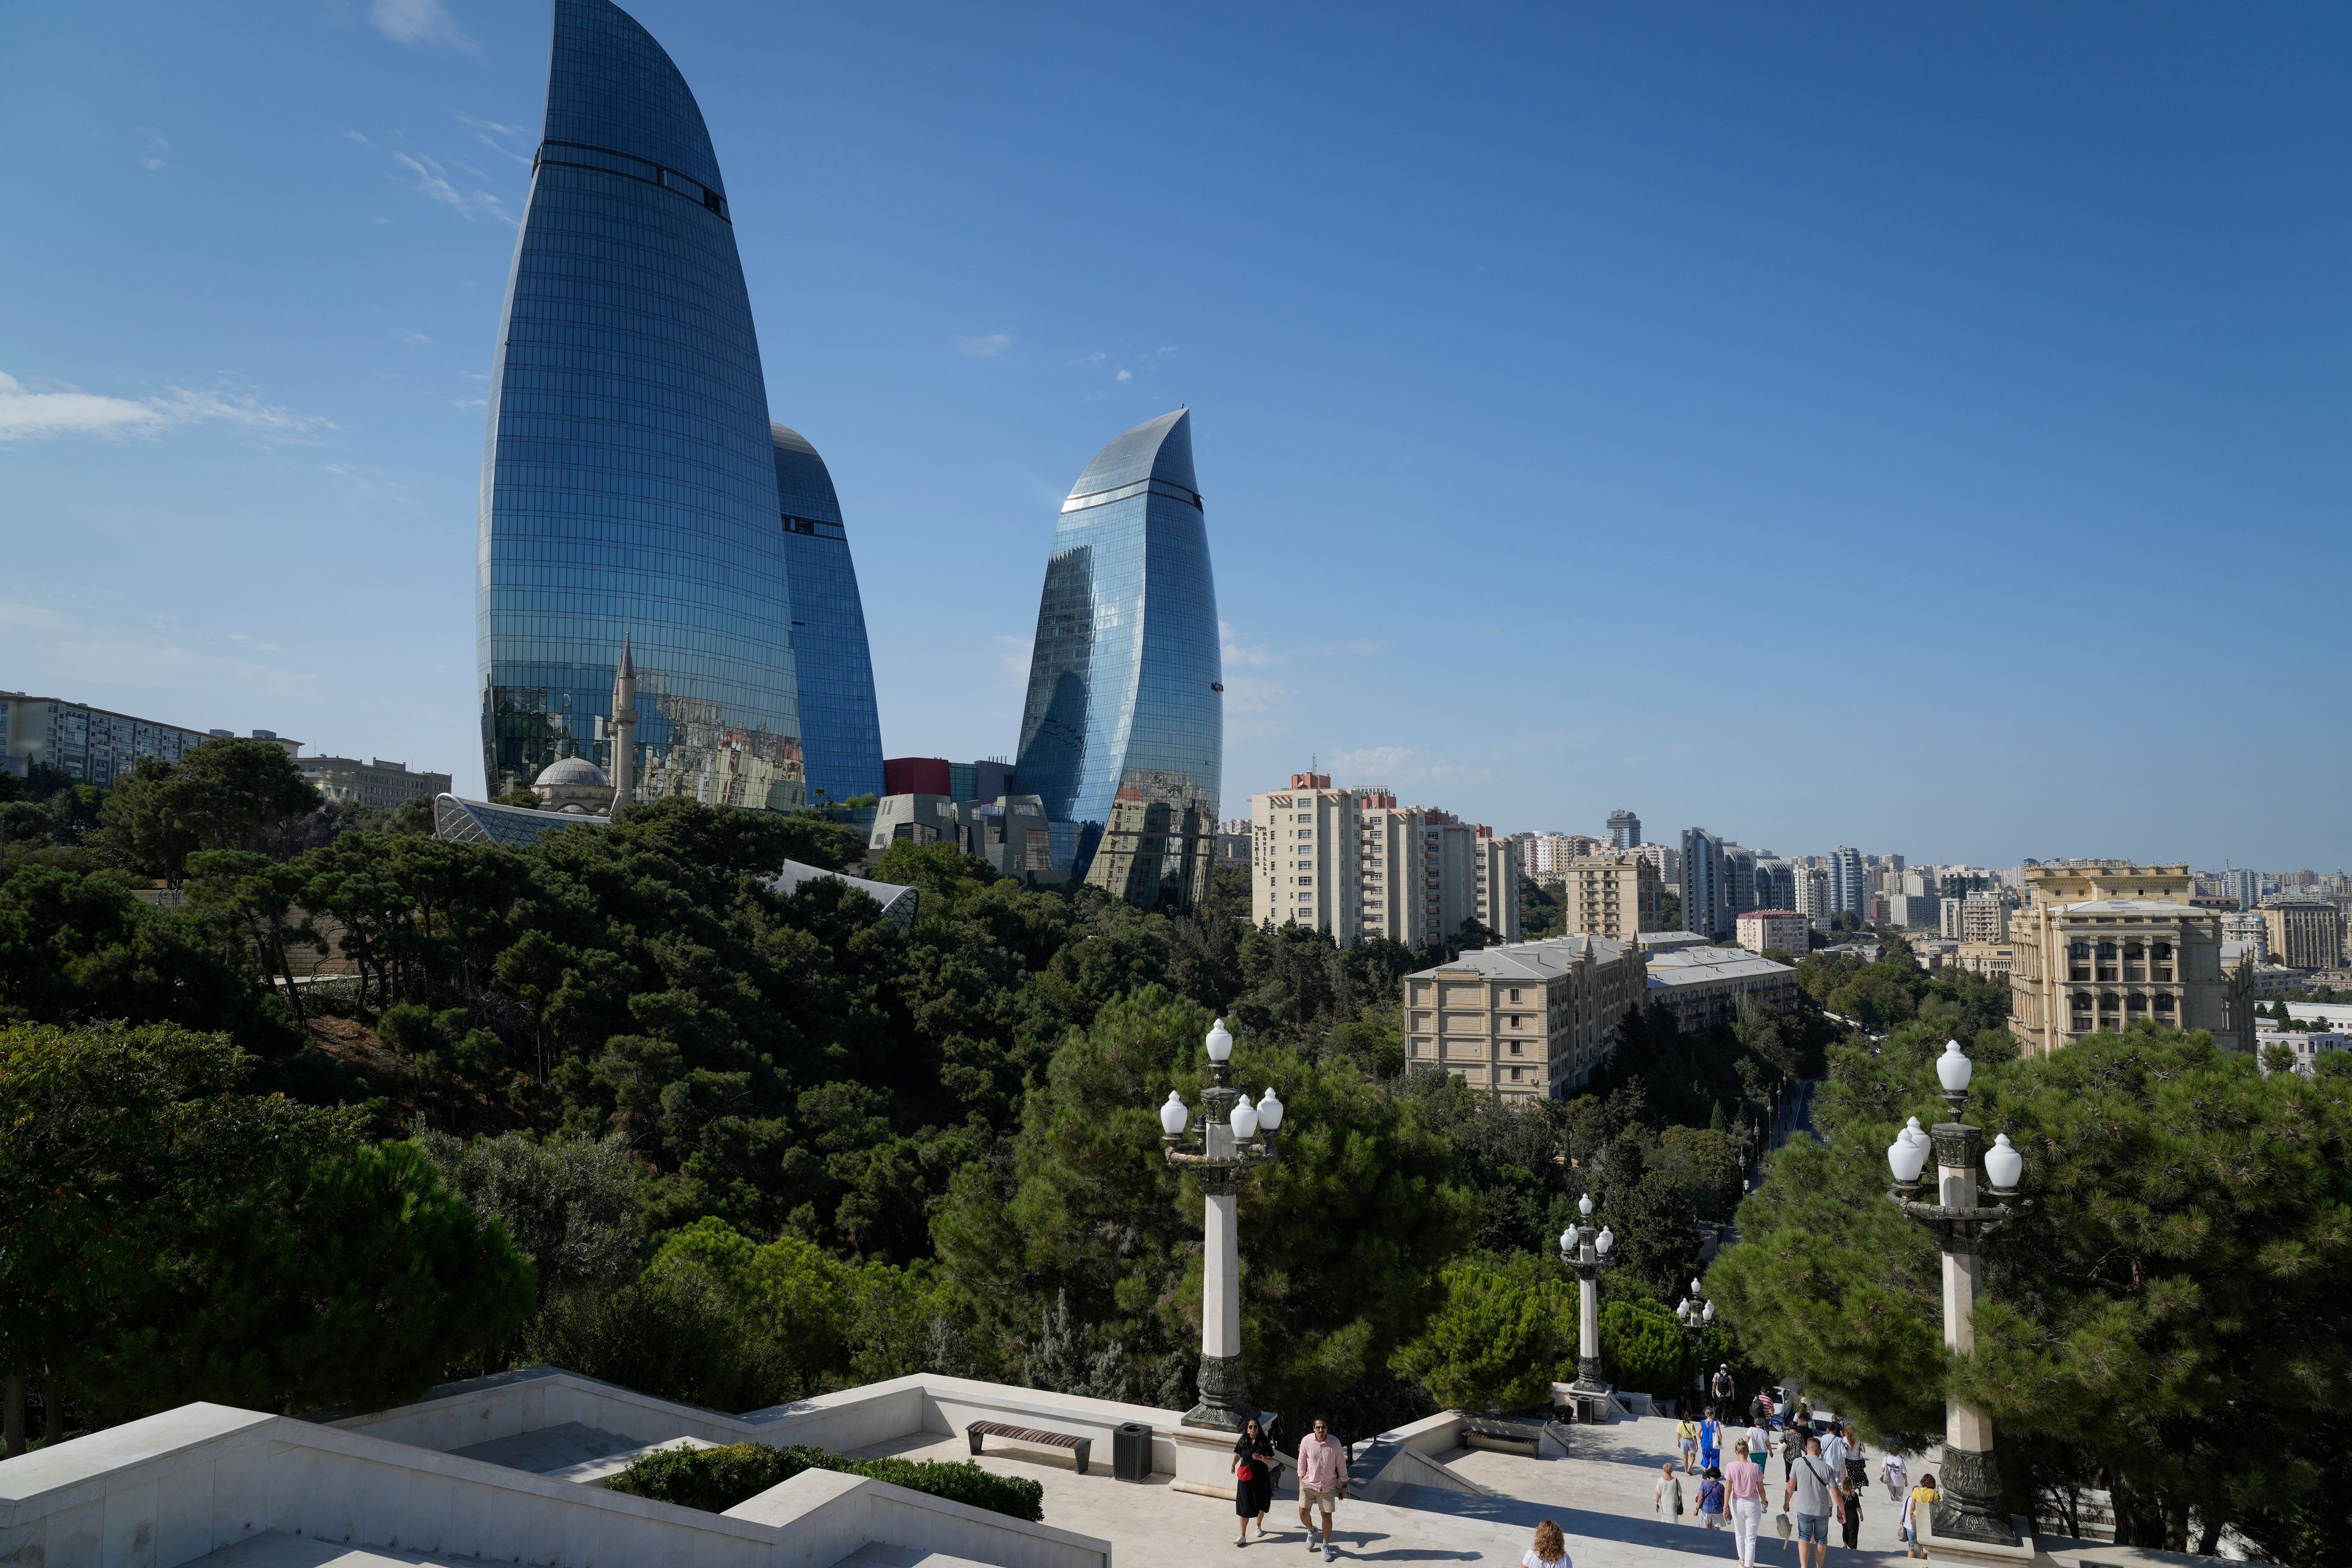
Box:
(1709, 1022, 2352, 1553)
(0, 1020, 532, 1430)
(183, 850, 319, 1023)
(94, 738, 321, 885)
(1390, 1254, 1575, 1411)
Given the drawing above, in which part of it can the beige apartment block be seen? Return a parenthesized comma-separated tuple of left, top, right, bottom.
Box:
(2263, 900, 2348, 971)
(1474, 827, 1521, 943)
(1735, 908, 1808, 959)
(1959, 891, 2012, 944)
(1558, 851, 1660, 940)
(1359, 793, 1436, 947)
(295, 754, 453, 812)
(1250, 773, 1361, 942)
(1403, 933, 1645, 1100)
(1956, 940, 2015, 978)
(2007, 861, 2254, 1056)
(1642, 944, 1800, 1032)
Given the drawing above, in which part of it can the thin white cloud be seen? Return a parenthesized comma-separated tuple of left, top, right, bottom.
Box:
(0, 598, 318, 706)
(957, 334, 1012, 358)
(138, 127, 168, 172)
(0, 370, 331, 443)
(344, 129, 375, 148)
(1220, 674, 1291, 715)
(369, 0, 479, 54)
(995, 633, 1031, 682)
(390, 151, 515, 225)
(1328, 745, 1495, 791)
(1219, 620, 1278, 668)
(1114, 368, 1132, 383)
(453, 111, 533, 166)
(395, 328, 433, 345)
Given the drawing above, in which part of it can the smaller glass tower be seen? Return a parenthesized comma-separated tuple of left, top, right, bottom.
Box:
(770, 423, 884, 804)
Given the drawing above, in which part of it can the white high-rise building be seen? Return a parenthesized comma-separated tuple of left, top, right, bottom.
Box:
(1831, 846, 1866, 917)
(1250, 773, 1360, 943)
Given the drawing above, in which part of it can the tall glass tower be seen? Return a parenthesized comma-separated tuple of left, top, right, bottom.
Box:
(1015, 408, 1223, 894)
(769, 423, 884, 804)
(477, 0, 803, 808)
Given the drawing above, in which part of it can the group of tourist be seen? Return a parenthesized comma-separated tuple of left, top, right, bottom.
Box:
(1225, 1390, 1940, 1568)
(1657, 1390, 1941, 1566)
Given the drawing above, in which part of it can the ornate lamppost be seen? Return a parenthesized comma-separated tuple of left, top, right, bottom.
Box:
(1885, 1040, 2030, 1547)
(1159, 1017, 1284, 1431)
(1675, 1279, 1714, 1416)
(1558, 1194, 1615, 1401)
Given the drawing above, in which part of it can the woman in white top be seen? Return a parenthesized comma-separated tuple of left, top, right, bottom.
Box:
(1655, 1463, 1685, 1521)
(1881, 1452, 1910, 1503)
(1525, 1519, 1571, 1568)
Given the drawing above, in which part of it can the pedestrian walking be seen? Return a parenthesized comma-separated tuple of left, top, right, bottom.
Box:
(1295, 1416, 1349, 1561)
(1781, 1434, 1844, 1568)
(1725, 1433, 1766, 1568)
(1676, 1415, 1700, 1474)
(1713, 1364, 1736, 1414)
(1841, 1429, 1869, 1551)
(1698, 1466, 1727, 1531)
(1779, 1426, 1804, 1488)
(1232, 1417, 1276, 1546)
(1524, 1520, 1571, 1568)
(1880, 1453, 1909, 1505)
(1819, 1423, 1848, 1476)
(1656, 1463, 1685, 1523)
(1903, 1473, 1937, 1559)
(1699, 1412, 1722, 1472)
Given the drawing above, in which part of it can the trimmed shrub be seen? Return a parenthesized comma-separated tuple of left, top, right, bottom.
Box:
(608, 1441, 1045, 1523)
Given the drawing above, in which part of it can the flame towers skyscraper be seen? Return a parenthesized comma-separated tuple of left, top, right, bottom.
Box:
(478, 0, 879, 809)
(1015, 409, 1223, 904)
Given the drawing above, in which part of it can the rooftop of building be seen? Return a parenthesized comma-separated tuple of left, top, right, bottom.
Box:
(1409, 933, 1634, 982)
(1643, 945, 1798, 986)
(1738, 908, 1804, 919)
(2056, 898, 2212, 916)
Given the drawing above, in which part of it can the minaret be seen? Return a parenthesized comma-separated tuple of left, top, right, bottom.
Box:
(609, 635, 637, 812)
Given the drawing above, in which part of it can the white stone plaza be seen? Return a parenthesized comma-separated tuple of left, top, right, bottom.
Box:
(0, 1366, 2209, 1568)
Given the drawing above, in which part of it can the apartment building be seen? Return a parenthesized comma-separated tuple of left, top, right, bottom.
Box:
(1735, 908, 1809, 958)
(2007, 861, 2255, 1056)
(1, 692, 296, 788)
(1246, 778, 1523, 948)
(2262, 900, 2348, 971)
(1793, 865, 1831, 928)
(1956, 940, 2015, 978)
(295, 755, 452, 812)
(1402, 933, 1646, 1100)
(1251, 774, 1362, 941)
(1642, 944, 1801, 1031)
(1557, 851, 1660, 939)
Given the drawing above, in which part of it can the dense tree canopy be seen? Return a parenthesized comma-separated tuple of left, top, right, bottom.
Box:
(1711, 1020, 2352, 1555)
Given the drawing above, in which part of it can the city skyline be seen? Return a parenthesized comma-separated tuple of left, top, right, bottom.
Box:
(2, 2, 2346, 866)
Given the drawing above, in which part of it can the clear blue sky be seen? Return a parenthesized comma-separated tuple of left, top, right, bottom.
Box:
(2, 2, 2344, 870)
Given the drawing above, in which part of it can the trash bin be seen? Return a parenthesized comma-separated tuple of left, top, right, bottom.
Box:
(1113, 1422, 1152, 1482)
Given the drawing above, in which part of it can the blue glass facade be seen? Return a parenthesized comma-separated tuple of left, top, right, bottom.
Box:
(1015, 409, 1223, 874)
(771, 423, 885, 804)
(477, 0, 804, 808)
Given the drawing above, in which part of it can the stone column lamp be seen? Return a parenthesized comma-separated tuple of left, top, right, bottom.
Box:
(1885, 1039, 2031, 1547)
(1160, 1017, 1283, 1431)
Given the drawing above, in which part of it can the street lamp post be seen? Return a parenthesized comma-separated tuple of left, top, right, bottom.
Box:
(1885, 1040, 2031, 1548)
(1161, 1017, 1283, 1431)
(1558, 1195, 1616, 1398)
(1674, 1280, 1714, 1416)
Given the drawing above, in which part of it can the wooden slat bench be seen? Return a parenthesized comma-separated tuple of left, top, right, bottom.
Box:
(967, 1419, 1093, 1475)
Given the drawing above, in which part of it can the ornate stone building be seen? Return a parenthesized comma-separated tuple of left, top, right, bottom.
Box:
(2007, 861, 2255, 1056)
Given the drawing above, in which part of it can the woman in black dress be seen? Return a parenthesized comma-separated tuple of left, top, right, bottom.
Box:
(1232, 1417, 1276, 1544)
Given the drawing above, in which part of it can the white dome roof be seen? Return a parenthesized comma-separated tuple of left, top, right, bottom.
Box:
(536, 756, 609, 787)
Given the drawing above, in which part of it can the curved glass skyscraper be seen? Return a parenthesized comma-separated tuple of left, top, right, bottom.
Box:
(477, 0, 804, 808)
(1015, 408, 1223, 900)
(770, 423, 884, 804)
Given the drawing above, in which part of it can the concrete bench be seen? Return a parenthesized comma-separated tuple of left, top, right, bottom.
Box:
(968, 1419, 1093, 1475)
(1458, 1417, 1543, 1457)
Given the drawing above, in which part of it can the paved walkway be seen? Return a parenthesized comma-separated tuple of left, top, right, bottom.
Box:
(848, 1414, 1918, 1568)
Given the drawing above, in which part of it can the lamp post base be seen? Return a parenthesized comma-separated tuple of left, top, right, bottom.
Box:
(1183, 1351, 1253, 1432)
(1932, 1449, 2019, 1547)
(1570, 1354, 1606, 1392)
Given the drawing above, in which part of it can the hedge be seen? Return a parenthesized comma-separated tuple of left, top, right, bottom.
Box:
(606, 1441, 1046, 1523)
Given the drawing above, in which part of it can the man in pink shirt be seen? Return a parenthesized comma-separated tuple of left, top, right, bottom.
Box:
(1295, 1416, 1349, 1561)
(1724, 1442, 1766, 1568)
